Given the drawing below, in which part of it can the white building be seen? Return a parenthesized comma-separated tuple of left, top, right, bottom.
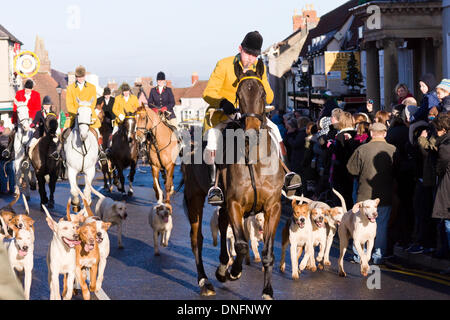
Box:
(0, 25, 23, 128)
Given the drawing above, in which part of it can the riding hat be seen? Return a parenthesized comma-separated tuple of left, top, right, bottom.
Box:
(42, 96, 53, 105)
(157, 72, 166, 81)
(24, 79, 34, 89)
(121, 83, 131, 92)
(241, 31, 263, 56)
(103, 87, 111, 96)
(75, 66, 86, 78)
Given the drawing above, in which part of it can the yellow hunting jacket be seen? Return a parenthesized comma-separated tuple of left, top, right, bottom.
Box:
(112, 94, 139, 125)
(65, 81, 100, 129)
(202, 55, 274, 132)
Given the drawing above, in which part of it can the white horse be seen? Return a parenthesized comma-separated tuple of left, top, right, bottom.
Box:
(13, 98, 35, 200)
(64, 100, 98, 211)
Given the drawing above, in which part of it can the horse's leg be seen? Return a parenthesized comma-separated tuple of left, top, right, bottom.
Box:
(185, 193, 215, 296)
(84, 166, 95, 205)
(67, 167, 80, 211)
(216, 206, 231, 283)
(151, 165, 163, 203)
(101, 160, 109, 190)
(48, 171, 57, 209)
(128, 160, 136, 197)
(37, 173, 47, 206)
(116, 165, 126, 195)
(164, 163, 175, 203)
(261, 201, 282, 300)
(227, 201, 247, 281)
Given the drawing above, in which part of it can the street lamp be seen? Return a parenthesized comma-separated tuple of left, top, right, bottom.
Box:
(291, 65, 298, 110)
(56, 85, 62, 124)
(300, 60, 312, 116)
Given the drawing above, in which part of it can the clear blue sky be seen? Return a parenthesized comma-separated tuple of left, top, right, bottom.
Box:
(2, 0, 348, 87)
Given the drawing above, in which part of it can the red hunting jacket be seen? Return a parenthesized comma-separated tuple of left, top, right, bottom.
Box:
(12, 90, 41, 125)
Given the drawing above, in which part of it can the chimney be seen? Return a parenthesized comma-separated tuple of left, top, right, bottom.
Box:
(293, 9, 304, 32)
(192, 72, 199, 85)
(293, 5, 319, 33)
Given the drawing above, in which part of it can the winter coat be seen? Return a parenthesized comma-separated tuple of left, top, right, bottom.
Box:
(439, 96, 450, 113)
(147, 87, 176, 119)
(202, 55, 274, 132)
(12, 90, 41, 125)
(284, 128, 307, 174)
(112, 94, 139, 124)
(347, 138, 398, 207)
(432, 133, 450, 220)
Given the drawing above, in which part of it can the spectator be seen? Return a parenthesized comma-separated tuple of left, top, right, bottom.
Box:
(431, 113, 450, 259)
(355, 121, 370, 145)
(353, 113, 370, 126)
(284, 118, 305, 175)
(395, 83, 414, 105)
(319, 91, 339, 119)
(0, 128, 15, 195)
(347, 122, 398, 264)
(436, 79, 450, 112)
(375, 110, 391, 127)
(270, 110, 287, 140)
(0, 120, 4, 134)
(358, 99, 376, 122)
(302, 122, 319, 197)
(330, 111, 358, 210)
(411, 74, 440, 123)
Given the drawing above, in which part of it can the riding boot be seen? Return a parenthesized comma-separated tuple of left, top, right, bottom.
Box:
(207, 164, 224, 206)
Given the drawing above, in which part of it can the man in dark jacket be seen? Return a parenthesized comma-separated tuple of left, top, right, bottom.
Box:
(431, 113, 450, 254)
(411, 74, 440, 123)
(148, 72, 176, 126)
(96, 87, 115, 152)
(347, 122, 399, 264)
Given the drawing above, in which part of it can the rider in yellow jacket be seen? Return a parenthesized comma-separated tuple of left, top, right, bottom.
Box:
(111, 83, 139, 135)
(203, 31, 301, 205)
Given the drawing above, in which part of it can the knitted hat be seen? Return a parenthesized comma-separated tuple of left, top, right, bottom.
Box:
(42, 96, 52, 105)
(157, 72, 166, 81)
(24, 79, 34, 89)
(436, 79, 450, 93)
(75, 66, 86, 78)
(241, 31, 263, 56)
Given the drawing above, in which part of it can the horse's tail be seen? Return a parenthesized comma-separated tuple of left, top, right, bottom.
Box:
(6, 188, 20, 209)
(332, 188, 347, 213)
(281, 189, 312, 204)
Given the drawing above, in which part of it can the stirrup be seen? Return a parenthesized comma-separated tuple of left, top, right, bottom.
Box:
(208, 186, 224, 206)
(50, 151, 60, 161)
(285, 172, 302, 190)
(2, 150, 11, 159)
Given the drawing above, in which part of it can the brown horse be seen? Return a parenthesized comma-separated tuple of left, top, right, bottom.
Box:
(182, 61, 284, 300)
(109, 113, 138, 197)
(30, 111, 60, 209)
(136, 105, 178, 203)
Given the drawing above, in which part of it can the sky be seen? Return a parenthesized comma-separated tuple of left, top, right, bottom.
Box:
(1, 0, 349, 87)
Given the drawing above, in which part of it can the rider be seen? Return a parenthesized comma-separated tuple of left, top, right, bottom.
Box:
(28, 96, 57, 159)
(148, 72, 178, 129)
(111, 82, 139, 138)
(202, 31, 302, 205)
(2, 79, 41, 159)
(56, 66, 103, 160)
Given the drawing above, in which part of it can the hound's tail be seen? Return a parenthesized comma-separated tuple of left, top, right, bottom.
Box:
(332, 188, 347, 213)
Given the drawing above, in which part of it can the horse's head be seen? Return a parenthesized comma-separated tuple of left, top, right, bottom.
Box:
(76, 103, 93, 141)
(123, 112, 136, 143)
(15, 99, 32, 131)
(235, 59, 267, 132)
(44, 110, 58, 137)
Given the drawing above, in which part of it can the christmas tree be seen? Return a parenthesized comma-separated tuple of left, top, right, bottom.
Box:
(343, 52, 364, 93)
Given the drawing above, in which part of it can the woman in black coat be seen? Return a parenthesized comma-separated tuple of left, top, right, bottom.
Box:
(432, 114, 450, 234)
(148, 72, 176, 123)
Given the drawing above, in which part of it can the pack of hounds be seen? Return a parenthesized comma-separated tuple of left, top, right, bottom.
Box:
(0, 183, 379, 300)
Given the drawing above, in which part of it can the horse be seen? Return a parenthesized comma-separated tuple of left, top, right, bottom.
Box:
(109, 112, 138, 197)
(30, 110, 59, 209)
(136, 105, 179, 204)
(182, 61, 284, 300)
(64, 99, 98, 211)
(12, 98, 36, 200)
(96, 102, 114, 192)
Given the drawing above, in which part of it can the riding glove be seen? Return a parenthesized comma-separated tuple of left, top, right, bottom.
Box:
(220, 99, 237, 115)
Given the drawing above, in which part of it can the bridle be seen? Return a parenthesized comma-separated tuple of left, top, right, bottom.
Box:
(235, 76, 267, 125)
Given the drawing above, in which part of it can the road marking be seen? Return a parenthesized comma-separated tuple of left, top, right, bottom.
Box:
(384, 262, 450, 282)
(380, 266, 450, 287)
(94, 288, 111, 300)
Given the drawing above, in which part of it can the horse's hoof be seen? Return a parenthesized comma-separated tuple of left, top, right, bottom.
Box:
(199, 279, 216, 297)
(226, 270, 242, 282)
(127, 191, 133, 197)
(215, 268, 228, 283)
(262, 294, 274, 301)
